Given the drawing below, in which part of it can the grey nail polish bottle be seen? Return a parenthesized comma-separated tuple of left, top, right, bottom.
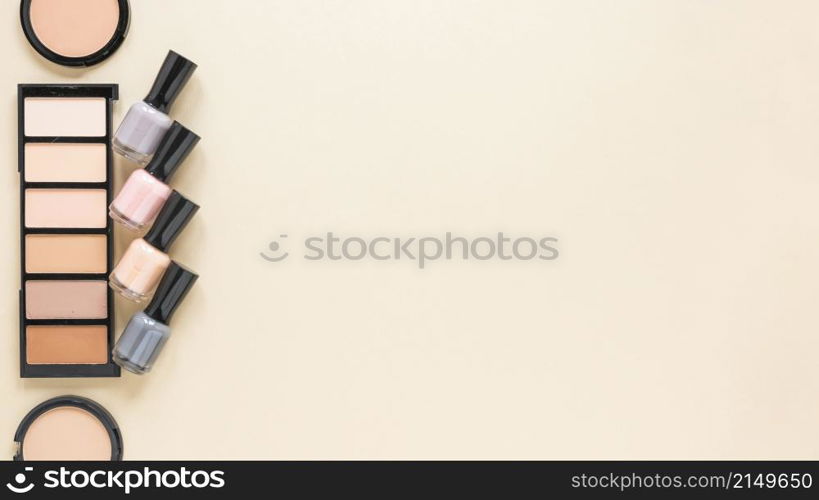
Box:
(113, 50, 197, 165)
(113, 262, 198, 374)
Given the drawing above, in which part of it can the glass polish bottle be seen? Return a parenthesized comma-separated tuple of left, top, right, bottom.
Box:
(113, 262, 198, 374)
(110, 122, 200, 231)
(113, 50, 197, 165)
(109, 191, 199, 302)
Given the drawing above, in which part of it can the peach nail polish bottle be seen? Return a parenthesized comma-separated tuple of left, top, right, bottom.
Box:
(110, 122, 200, 232)
(110, 191, 199, 302)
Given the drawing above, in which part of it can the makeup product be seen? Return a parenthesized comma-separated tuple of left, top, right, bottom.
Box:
(14, 396, 122, 461)
(20, 0, 130, 67)
(110, 191, 199, 302)
(110, 122, 200, 231)
(18, 84, 120, 378)
(113, 50, 197, 165)
(113, 262, 198, 374)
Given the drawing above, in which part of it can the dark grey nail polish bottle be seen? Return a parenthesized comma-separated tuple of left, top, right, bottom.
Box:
(113, 262, 198, 375)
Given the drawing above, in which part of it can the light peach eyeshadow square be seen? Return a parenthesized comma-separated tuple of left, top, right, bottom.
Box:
(25, 189, 107, 228)
(21, 406, 112, 460)
(25, 143, 106, 182)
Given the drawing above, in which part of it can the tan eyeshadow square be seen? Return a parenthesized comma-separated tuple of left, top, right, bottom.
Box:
(25, 189, 107, 228)
(25, 143, 107, 182)
(25, 281, 107, 320)
(26, 325, 108, 365)
(25, 234, 107, 274)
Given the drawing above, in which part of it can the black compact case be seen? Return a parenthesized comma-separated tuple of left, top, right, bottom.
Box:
(20, 0, 130, 67)
(14, 395, 123, 461)
(18, 84, 120, 378)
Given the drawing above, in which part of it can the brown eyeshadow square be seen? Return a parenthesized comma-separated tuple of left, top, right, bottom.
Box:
(26, 325, 108, 365)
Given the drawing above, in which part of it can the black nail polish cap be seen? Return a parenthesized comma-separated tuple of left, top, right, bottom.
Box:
(143, 50, 197, 113)
(145, 122, 200, 183)
(143, 191, 199, 252)
(143, 261, 198, 324)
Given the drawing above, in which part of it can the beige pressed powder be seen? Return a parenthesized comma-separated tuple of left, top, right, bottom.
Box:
(15, 397, 122, 461)
(20, 0, 130, 67)
(29, 0, 120, 58)
(23, 407, 111, 460)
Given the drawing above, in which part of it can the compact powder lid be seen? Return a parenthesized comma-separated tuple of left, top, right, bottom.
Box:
(20, 0, 130, 67)
(14, 396, 122, 461)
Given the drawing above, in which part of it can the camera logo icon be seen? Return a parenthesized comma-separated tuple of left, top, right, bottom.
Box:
(6, 467, 34, 494)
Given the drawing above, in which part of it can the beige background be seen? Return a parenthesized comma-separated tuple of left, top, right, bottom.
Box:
(1, 0, 818, 459)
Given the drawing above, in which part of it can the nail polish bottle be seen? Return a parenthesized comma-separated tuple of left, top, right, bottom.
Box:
(113, 50, 197, 165)
(110, 191, 199, 302)
(110, 122, 200, 231)
(113, 262, 198, 374)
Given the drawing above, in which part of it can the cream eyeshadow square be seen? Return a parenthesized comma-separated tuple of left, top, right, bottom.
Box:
(24, 97, 106, 137)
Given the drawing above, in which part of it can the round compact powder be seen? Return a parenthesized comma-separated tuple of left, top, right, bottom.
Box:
(14, 396, 123, 461)
(23, 407, 111, 460)
(20, 0, 130, 67)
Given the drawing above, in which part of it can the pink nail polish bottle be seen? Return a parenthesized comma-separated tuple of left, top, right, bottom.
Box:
(109, 122, 200, 231)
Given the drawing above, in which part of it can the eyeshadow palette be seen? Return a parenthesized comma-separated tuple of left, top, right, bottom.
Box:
(18, 84, 120, 378)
